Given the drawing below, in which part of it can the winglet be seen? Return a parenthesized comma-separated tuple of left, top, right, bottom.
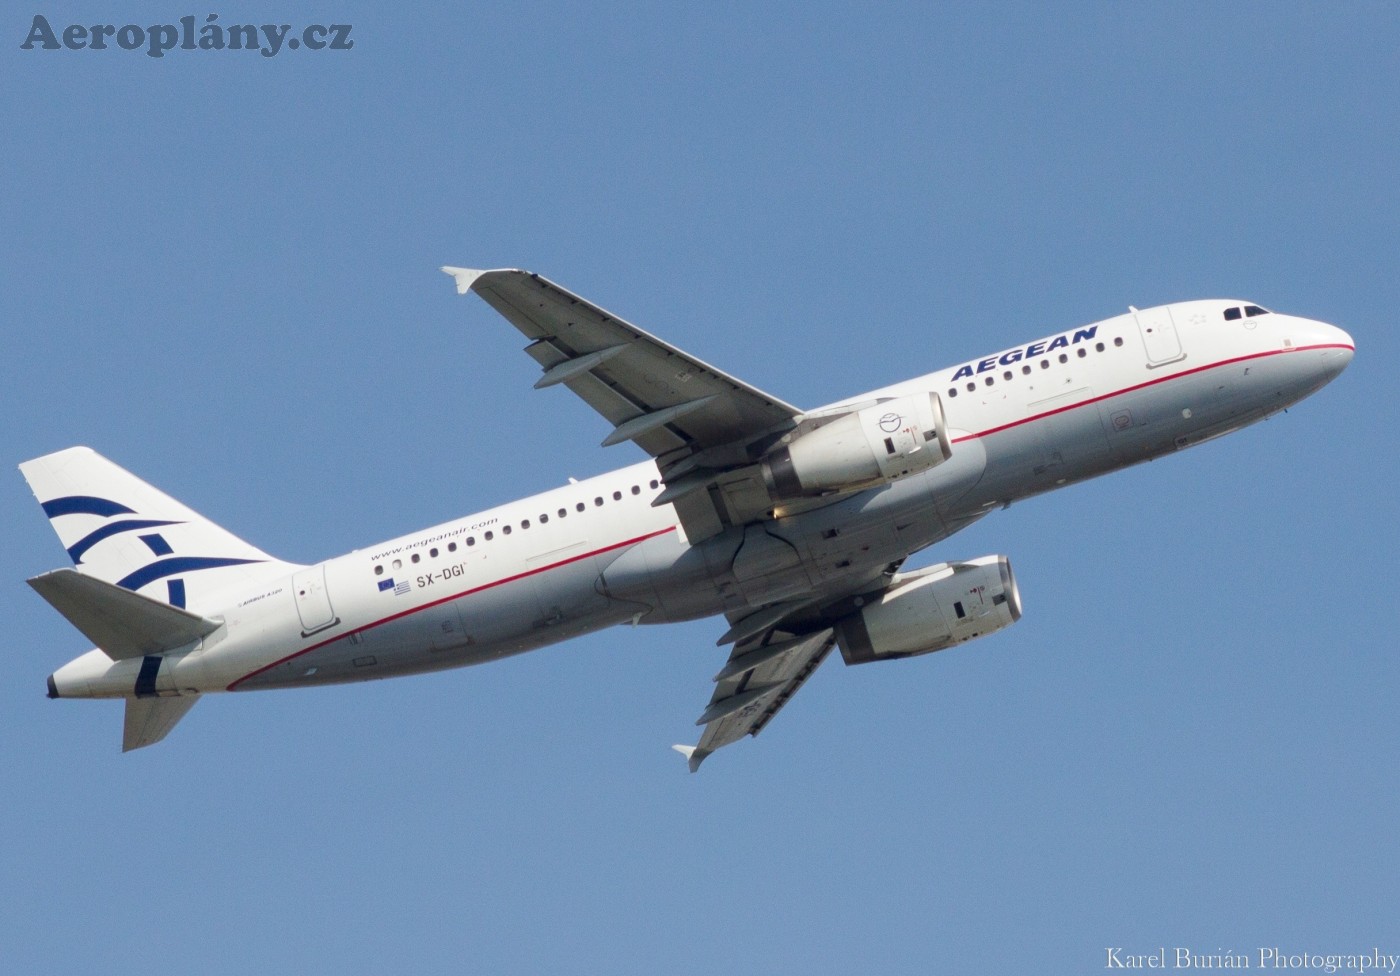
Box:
(440, 266, 486, 295)
(671, 743, 708, 773)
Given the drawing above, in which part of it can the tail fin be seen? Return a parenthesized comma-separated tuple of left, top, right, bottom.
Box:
(20, 447, 298, 611)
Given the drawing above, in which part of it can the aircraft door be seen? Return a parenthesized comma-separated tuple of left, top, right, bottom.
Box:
(1133, 306, 1186, 366)
(292, 565, 339, 637)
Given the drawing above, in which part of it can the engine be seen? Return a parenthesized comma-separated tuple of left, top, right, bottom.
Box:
(761, 391, 951, 500)
(835, 555, 1021, 665)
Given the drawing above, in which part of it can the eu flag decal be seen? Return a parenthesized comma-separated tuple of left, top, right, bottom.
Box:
(378, 578, 395, 592)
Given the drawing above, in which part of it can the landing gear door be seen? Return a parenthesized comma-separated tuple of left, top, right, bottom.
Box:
(293, 565, 339, 637)
(1133, 306, 1186, 367)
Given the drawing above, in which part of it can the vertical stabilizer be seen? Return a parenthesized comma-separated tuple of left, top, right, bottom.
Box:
(20, 447, 299, 611)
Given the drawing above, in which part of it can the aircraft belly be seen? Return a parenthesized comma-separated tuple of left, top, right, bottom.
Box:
(1103, 362, 1279, 462)
(599, 530, 732, 623)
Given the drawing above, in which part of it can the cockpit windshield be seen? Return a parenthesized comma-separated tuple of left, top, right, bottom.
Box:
(1223, 304, 1271, 321)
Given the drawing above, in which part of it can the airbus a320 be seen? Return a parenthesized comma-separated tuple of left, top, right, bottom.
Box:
(23, 268, 1353, 768)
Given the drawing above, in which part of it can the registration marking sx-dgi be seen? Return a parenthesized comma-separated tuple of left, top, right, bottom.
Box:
(24, 268, 1353, 768)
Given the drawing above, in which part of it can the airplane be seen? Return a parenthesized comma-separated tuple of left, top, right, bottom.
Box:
(23, 268, 1354, 769)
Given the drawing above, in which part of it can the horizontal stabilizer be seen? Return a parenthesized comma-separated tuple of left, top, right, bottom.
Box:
(29, 568, 221, 661)
(124, 694, 200, 752)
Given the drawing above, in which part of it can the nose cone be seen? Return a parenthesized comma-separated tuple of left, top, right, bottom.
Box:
(1315, 321, 1355, 382)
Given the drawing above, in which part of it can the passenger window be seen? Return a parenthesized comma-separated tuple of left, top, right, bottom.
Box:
(595, 496, 603, 507)
(1003, 370, 1013, 381)
(1040, 360, 1049, 370)
(1096, 342, 1105, 352)
(558, 508, 567, 518)
(411, 553, 421, 564)
(1059, 353, 1068, 364)
(1114, 337, 1124, 347)
(985, 376, 994, 386)
(1021, 365, 1031, 375)
(429, 548, 438, 558)
(467, 537, 475, 546)
(448, 542, 457, 552)
(1077, 348, 1087, 358)
(649, 479, 659, 489)
(948, 388, 957, 398)
(631, 485, 641, 495)
(613, 490, 622, 501)
(540, 514, 549, 523)
(502, 525, 512, 535)
(1224, 307, 1242, 321)
(484, 531, 493, 541)
(374, 565, 384, 576)
(576, 502, 586, 512)
(966, 382, 976, 392)
(392, 559, 402, 570)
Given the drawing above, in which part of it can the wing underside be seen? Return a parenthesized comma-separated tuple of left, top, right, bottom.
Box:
(444, 267, 806, 541)
(677, 625, 838, 772)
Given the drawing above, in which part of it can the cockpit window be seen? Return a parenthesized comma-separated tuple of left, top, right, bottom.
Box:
(1223, 304, 1271, 321)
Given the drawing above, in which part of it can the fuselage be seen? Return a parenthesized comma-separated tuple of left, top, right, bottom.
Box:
(48, 299, 1353, 701)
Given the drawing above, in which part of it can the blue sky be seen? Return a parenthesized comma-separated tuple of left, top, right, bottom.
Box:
(4, 3, 1396, 973)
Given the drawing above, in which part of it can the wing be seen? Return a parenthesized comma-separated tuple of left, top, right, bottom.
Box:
(675, 623, 838, 772)
(672, 557, 908, 771)
(443, 267, 804, 541)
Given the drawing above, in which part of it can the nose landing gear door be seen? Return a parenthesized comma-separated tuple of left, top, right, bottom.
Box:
(1133, 306, 1186, 367)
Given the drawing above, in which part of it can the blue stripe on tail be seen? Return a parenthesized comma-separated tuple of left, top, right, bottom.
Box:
(66, 519, 181, 564)
(117, 556, 262, 592)
(41, 495, 136, 518)
(140, 534, 174, 557)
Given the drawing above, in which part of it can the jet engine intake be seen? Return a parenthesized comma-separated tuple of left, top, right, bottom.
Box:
(836, 555, 1021, 665)
(762, 392, 951, 501)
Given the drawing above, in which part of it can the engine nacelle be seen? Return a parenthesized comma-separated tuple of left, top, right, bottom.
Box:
(762, 391, 951, 500)
(836, 555, 1021, 665)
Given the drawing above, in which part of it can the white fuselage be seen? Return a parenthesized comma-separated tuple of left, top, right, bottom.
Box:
(49, 300, 1353, 701)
